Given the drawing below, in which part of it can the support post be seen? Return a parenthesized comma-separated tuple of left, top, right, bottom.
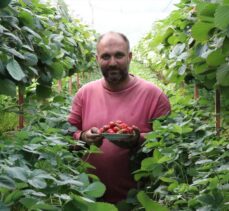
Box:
(18, 86, 24, 129)
(57, 80, 62, 93)
(215, 88, 221, 136)
(69, 76, 72, 95)
(194, 83, 199, 100)
(76, 73, 80, 90)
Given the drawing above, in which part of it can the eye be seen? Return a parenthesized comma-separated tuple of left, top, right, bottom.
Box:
(115, 52, 125, 59)
(101, 54, 110, 60)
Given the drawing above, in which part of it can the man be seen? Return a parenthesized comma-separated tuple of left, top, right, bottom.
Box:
(68, 31, 171, 203)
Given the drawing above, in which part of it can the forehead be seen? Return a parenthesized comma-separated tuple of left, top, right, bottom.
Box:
(97, 34, 128, 54)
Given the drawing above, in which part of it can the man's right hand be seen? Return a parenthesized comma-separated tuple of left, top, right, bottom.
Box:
(80, 127, 103, 147)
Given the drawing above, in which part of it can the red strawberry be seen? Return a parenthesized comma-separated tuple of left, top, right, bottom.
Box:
(98, 128, 104, 133)
(113, 126, 120, 132)
(107, 129, 115, 134)
(103, 125, 109, 131)
(116, 120, 123, 124)
(109, 121, 116, 128)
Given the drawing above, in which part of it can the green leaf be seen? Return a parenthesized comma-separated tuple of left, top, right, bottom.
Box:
(36, 84, 52, 98)
(206, 49, 225, 66)
(49, 61, 65, 79)
(0, 175, 16, 190)
(0, 201, 10, 211)
(162, 27, 174, 43)
(178, 64, 186, 75)
(28, 178, 47, 189)
(216, 64, 229, 86)
(172, 124, 192, 134)
(23, 189, 46, 197)
(6, 59, 26, 81)
(24, 52, 38, 66)
(4, 190, 23, 204)
(18, 10, 35, 28)
(196, 2, 217, 17)
(169, 43, 186, 59)
(2, 46, 25, 59)
(222, 38, 229, 56)
(63, 195, 93, 211)
(5, 166, 28, 182)
(0, 0, 11, 8)
(141, 157, 157, 170)
(191, 22, 214, 42)
(88, 202, 118, 211)
(137, 191, 169, 211)
(0, 79, 16, 97)
(78, 173, 90, 187)
(4, 32, 23, 46)
(83, 181, 106, 198)
(19, 197, 38, 209)
(194, 63, 208, 74)
(28, 66, 39, 76)
(160, 177, 177, 183)
(0, 60, 5, 75)
(21, 26, 41, 39)
(31, 203, 57, 210)
(214, 5, 229, 30)
(0, 25, 8, 33)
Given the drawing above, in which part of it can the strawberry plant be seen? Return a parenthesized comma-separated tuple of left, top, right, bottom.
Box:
(0, 93, 118, 211)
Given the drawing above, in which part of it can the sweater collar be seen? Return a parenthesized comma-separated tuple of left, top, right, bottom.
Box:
(101, 74, 137, 92)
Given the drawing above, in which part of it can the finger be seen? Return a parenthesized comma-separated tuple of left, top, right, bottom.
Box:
(90, 133, 102, 139)
(91, 127, 100, 134)
(132, 127, 140, 136)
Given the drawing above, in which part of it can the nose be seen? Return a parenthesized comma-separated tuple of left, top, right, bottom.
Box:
(109, 56, 117, 66)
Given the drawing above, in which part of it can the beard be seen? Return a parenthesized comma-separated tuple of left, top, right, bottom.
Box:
(101, 66, 129, 85)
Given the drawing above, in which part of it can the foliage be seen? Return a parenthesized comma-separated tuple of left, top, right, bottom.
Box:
(0, 93, 118, 211)
(0, 95, 18, 134)
(133, 0, 229, 138)
(129, 88, 229, 211)
(133, 0, 229, 109)
(0, 0, 98, 98)
(0, 0, 228, 210)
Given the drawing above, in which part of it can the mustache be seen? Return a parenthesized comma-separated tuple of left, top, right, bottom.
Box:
(108, 67, 118, 71)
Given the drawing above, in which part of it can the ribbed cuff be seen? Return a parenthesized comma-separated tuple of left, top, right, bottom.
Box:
(73, 130, 82, 140)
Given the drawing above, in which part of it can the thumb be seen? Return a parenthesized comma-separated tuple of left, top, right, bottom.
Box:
(91, 127, 99, 134)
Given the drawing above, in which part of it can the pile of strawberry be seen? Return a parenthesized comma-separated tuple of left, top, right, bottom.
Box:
(98, 120, 136, 134)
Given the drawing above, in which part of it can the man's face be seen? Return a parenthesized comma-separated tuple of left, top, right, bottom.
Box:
(96, 34, 132, 85)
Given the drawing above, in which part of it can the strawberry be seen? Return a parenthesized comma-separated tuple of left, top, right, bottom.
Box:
(109, 121, 116, 128)
(107, 128, 115, 134)
(99, 121, 139, 135)
(127, 126, 133, 133)
(98, 128, 104, 133)
(120, 123, 128, 129)
(113, 126, 120, 132)
(103, 125, 109, 131)
(116, 120, 123, 124)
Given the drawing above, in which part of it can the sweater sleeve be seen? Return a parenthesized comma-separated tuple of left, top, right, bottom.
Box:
(153, 92, 171, 119)
(68, 90, 83, 140)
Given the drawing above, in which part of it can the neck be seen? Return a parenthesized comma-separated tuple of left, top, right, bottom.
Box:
(104, 74, 133, 91)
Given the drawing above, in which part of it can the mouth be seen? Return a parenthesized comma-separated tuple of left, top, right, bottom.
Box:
(109, 70, 118, 74)
(107, 69, 119, 76)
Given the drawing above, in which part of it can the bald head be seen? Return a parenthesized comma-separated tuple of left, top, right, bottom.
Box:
(96, 31, 130, 52)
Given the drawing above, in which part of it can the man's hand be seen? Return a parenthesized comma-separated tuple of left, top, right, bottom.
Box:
(109, 127, 140, 149)
(81, 127, 103, 147)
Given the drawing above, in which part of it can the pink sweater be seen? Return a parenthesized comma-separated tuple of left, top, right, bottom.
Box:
(68, 75, 171, 203)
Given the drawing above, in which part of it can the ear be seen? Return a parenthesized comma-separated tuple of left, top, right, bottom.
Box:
(96, 54, 99, 62)
(128, 52, 132, 61)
